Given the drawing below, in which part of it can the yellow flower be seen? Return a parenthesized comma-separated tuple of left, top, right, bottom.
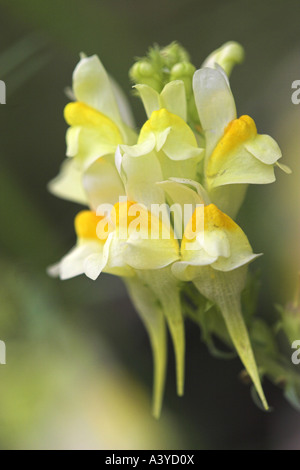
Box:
(50, 201, 184, 418)
(193, 67, 290, 217)
(118, 107, 204, 209)
(48, 54, 136, 206)
(48, 42, 292, 416)
(172, 204, 268, 409)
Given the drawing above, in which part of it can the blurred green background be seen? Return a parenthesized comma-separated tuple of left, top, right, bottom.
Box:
(0, 0, 299, 449)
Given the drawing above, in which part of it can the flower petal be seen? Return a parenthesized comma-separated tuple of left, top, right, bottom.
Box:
(208, 184, 247, 219)
(83, 155, 125, 211)
(48, 159, 88, 205)
(179, 204, 260, 272)
(160, 80, 187, 122)
(139, 108, 203, 161)
(56, 241, 103, 280)
(110, 75, 136, 128)
(193, 67, 236, 158)
(134, 84, 160, 119)
(84, 233, 113, 280)
(64, 102, 124, 170)
(119, 150, 166, 209)
(206, 116, 280, 188)
(73, 54, 121, 124)
(120, 134, 156, 158)
(65, 127, 81, 157)
(111, 201, 179, 270)
(157, 179, 206, 239)
(135, 80, 187, 122)
(244, 134, 282, 164)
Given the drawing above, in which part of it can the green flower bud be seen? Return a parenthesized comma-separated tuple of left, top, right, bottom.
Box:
(160, 42, 191, 69)
(129, 42, 195, 94)
(202, 41, 245, 77)
(129, 60, 163, 93)
(170, 62, 196, 97)
(170, 62, 198, 126)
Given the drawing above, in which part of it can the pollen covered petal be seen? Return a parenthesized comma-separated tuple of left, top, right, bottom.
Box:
(206, 115, 281, 188)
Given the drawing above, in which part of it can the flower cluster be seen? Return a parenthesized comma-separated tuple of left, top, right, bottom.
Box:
(49, 42, 290, 417)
